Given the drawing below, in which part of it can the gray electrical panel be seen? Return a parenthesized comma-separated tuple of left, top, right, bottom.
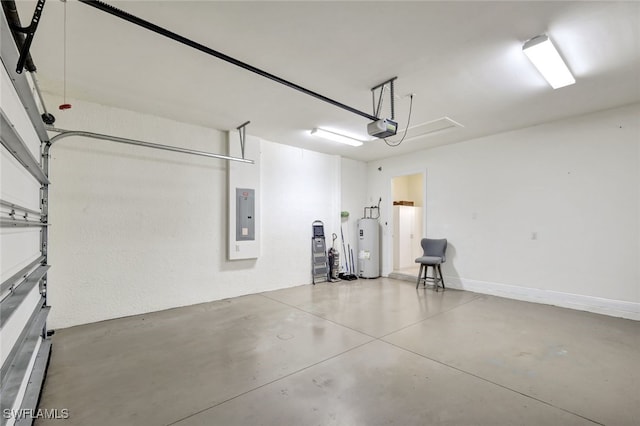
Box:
(236, 188, 255, 241)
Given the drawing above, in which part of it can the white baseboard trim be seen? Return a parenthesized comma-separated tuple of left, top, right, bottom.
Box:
(444, 276, 639, 321)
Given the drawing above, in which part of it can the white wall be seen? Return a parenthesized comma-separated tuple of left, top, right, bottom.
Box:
(45, 95, 638, 325)
(368, 103, 640, 319)
(46, 96, 347, 328)
(340, 157, 367, 273)
(260, 142, 341, 283)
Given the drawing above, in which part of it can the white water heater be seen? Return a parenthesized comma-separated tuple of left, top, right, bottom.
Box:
(357, 218, 380, 278)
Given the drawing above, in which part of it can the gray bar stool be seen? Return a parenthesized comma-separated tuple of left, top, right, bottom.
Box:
(415, 238, 447, 291)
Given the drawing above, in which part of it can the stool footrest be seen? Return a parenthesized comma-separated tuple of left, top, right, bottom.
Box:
(416, 263, 446, 291)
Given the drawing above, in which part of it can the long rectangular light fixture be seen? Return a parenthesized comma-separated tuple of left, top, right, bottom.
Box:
(523, 35, 575, 89)
(310, 128, 363, 147)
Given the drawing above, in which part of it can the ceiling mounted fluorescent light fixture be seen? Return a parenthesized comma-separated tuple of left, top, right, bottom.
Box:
(523, 34, 575, 89)
(310, 128, 364, 147)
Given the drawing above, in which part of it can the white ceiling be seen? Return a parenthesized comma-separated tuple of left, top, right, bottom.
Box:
(14, 0, 640, 162)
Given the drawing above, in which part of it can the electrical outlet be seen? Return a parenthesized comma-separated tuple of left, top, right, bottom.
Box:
(531, 232, 537, 240)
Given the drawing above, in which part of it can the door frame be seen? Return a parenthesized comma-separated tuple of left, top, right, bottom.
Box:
(386, 169, 427, 276)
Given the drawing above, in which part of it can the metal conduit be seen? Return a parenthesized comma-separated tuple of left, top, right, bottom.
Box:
(46, 128, 254, 164)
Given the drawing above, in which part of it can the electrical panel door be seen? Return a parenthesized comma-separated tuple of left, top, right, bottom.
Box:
(236, 188, 255, 241)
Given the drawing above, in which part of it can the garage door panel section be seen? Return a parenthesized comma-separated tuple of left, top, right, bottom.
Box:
(1, 52, 41, 160)
(0, 229, 42, 283)
(0, 109, 48, 186)
(1, 145, 42, 210)
(0, 285, 43, 369)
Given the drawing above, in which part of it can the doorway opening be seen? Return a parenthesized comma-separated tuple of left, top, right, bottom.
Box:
(391, 172, 425, 278)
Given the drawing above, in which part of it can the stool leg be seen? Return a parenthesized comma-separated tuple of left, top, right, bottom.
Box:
(416, 264, 423, 288)
(432, 264, 439, 292)
(438, 264, 445, 290)
(423, 265, 429, 287)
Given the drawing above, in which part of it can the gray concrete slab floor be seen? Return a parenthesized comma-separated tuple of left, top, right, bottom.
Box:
(34, 278, 639, 426)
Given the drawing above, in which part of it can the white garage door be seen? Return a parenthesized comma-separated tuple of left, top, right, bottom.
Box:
(1, 10, 52, 426)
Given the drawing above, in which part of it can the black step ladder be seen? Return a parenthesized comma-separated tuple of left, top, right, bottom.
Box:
(311, 220, 328, 284)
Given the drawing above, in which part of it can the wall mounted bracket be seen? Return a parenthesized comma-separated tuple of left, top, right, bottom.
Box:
(371, 77, 397, 120)
(236, 121, 250, 159)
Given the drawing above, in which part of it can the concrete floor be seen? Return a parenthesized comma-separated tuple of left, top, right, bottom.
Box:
(35, 278, 639, 426)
